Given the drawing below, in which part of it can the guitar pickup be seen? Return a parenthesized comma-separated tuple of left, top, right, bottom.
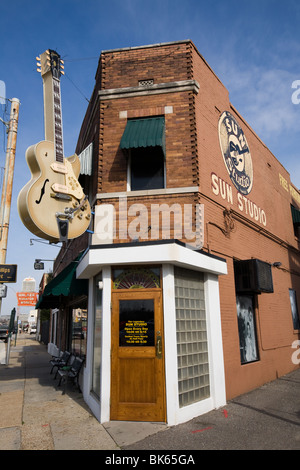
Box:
(52, 183, 69, 194)
(50, 192, 72, 201)
(51, 162, 67, 174)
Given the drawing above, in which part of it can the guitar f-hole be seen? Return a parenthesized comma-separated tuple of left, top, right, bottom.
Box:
(35, 178, 49, 204)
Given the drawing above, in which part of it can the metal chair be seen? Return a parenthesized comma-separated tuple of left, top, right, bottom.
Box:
(57, 356, 84, 394)
(49, 351, 71, 375)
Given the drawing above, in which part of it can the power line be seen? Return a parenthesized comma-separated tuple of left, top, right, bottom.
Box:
(63, 56, 98, 63)
(61, 55, 99, 102)
(64, 73, 90, 103)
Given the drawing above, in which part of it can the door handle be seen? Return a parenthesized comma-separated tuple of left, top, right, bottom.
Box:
(156, 332, 162, 359)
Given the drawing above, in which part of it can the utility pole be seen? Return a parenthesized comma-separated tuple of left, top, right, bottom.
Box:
(0, 98, 20, 314)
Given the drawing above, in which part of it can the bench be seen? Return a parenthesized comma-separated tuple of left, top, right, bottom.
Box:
(54, 354, 76, 379)
(57, 356, 84, 394)
(49, 351, 71, 375)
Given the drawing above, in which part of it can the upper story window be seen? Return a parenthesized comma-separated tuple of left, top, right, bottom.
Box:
(129, 146, 164, 190)
(291, 205, 300, 238)
(120, 117, 166, 191)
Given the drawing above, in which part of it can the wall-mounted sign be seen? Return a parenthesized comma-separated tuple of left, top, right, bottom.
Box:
(218, 111, 253, 195)
(211, 173, 267, 226)
(0, 264, 17, 283)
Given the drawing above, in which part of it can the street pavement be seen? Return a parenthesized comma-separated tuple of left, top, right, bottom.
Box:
(0, 334, 299, 451)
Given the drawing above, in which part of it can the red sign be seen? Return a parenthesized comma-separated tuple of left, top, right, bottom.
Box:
(17, 292, 38, 306)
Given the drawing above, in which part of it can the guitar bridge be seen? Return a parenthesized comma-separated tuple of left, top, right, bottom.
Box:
(50, 192, 72, 201)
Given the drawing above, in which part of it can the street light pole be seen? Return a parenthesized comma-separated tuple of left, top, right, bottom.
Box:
(0, 98, 20, 314)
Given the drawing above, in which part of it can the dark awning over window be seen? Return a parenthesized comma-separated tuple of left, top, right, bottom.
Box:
(36, 259, 88, 309)
(120, 117, 165, 155)
(291, 205, 300, 226)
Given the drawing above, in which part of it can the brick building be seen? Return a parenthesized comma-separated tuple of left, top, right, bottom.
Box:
(42, 40, 300, 425)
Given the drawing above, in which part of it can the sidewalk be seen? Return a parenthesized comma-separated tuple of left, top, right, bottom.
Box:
(0, 335, 166, 450)
(0, 334, 299, 450)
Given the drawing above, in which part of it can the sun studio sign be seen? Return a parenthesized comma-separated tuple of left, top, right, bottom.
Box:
(212, 111, 267, 227)
(218, 111, 253, 195)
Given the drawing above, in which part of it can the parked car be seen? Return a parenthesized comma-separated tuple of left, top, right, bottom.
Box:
(29, 324, 37, 335)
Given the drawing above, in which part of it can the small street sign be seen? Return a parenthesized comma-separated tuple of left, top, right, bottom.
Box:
(0, 264, 17, 283)
(34, 261, 44, 270)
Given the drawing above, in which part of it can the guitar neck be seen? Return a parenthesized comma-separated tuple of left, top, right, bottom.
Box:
(42, 71, 64, 163)
(53, 78, 64, 162)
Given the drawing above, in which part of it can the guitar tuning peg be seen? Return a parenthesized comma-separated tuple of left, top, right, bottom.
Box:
(37, 68, 41, 73)
(36, 56, 41, 61)
(60, 63, 64, 69)
(60, 59, 64, 64)
(60, 70, 65, 75)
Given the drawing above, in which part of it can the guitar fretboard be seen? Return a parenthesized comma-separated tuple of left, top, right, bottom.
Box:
(53, 77, 64, 163)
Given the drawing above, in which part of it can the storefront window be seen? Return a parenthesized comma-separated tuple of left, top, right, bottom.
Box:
(289, 289, 300, 330)
(71, 309, 87, 357)
(236, 295, 259, 364)
(92, 273, 102, 398)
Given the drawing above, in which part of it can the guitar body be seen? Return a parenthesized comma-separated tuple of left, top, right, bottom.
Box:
(18, 140, 91, 242)
(18, 49, 92, 242)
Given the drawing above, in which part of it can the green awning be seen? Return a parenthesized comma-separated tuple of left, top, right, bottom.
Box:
(36, 258, 88, 309)
(120, 117, 165, 155)
(291, 205, 300, 226)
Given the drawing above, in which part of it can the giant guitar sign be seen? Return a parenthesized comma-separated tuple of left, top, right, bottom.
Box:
(17, 50, 91, 242)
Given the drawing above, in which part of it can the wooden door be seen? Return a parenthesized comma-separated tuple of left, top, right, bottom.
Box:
(111, 290, 166, 422)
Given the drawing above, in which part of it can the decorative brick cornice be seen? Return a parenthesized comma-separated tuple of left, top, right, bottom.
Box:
(98, 80, 200, 101)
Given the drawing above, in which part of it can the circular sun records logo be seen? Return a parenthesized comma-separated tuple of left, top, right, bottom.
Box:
(218, 111, 253, 195)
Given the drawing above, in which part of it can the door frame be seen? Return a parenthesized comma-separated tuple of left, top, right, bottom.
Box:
(110, 288, 166, 422)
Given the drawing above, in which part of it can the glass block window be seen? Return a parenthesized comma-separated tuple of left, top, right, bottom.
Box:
(174, 267, 210, 407)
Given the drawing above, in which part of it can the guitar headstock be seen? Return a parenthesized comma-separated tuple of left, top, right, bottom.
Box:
(36, 50, 64, 79)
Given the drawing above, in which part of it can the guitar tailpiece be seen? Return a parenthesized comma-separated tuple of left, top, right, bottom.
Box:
(56, 216, 69, 242)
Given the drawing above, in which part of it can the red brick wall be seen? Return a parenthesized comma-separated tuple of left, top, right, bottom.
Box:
(99, 42, 193, 90)
(191, 43, 300, 398)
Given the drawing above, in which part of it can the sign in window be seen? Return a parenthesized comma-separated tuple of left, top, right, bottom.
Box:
(119, 299, 154, 347)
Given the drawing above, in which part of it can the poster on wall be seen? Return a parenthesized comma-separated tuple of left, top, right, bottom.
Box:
(119, 299, 155, 347)
(236, 295, 259, 364)
(289, 289, 300, 330)
(218, 111, 253, 195)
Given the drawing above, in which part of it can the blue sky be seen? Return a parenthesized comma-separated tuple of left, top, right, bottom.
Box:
(1, 0, 300, 316)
